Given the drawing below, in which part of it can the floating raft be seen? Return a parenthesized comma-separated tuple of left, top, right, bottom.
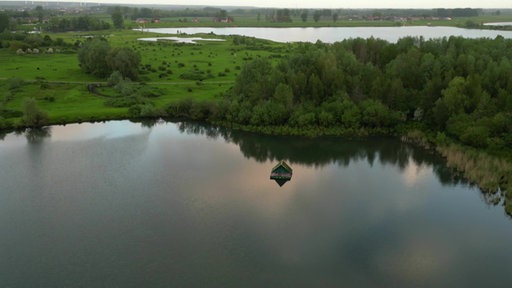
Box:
(270, 160, 293, 187)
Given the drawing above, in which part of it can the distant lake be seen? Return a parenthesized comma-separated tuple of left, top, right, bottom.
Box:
(143, 26, 512, 43)
(138, 36, 226, 44)
(1, 121, 511, 287)
(484, 22, 512, 26)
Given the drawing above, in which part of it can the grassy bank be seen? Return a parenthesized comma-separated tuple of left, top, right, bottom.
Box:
(0, 30, 284, 129)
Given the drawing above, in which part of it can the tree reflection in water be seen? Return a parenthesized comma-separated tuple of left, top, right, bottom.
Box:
(25, 127, 51, 144)
(176, 121, 511, 217)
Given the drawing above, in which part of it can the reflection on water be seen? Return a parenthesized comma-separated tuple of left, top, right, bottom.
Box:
(25, 127, 51, 144)
(177, 122, 510, 216)
(177, 123, 459, 180)
(1, 120, 511, 287)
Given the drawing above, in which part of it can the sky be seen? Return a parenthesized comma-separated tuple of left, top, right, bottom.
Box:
(12, 1, 512, 9)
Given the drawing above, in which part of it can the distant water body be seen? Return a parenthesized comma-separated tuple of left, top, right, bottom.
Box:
(1, 121, 512, 287)
(484, 22, 512, 26)
(143, 26, 512, 43)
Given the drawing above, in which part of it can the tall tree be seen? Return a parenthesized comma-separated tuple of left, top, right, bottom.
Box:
(0, 12, 9, 32)
(77, 38, 111, 78)
(313, 10, 322, 23)
(111, 6, 124, 29)
(332, 13, 339, 23)
(23, 98, 49, 127)
(301, 10, 308, 22)
(35, 6, 44, 23)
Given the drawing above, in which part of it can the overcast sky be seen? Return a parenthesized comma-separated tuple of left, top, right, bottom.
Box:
(17, 1, 512, 9)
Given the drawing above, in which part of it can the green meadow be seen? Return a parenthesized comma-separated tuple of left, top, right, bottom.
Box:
(0, 30, 284, 128)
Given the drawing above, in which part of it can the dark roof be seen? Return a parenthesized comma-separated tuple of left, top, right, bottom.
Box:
(271, 160, 292, 173)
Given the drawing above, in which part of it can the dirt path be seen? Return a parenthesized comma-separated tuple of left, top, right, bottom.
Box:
(0, 78, 234, 86)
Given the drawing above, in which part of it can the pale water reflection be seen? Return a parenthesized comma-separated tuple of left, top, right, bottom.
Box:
(143, 26, 512, 43)
(0, 121, 511, 287)
(138, 36, 226, 44)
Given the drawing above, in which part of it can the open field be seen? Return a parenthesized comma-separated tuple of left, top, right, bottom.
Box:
(0, 30, 285, 128)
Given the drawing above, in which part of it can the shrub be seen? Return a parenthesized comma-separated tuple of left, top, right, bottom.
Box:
(166, 98, 194, 117)
(461, 126, 490, 148)
(180, 69, 211, 81)
(8, 78, 25, 90)
(107, 71, 124, 87)
(23, 98, 49, 127)
(140, 103, 159, 117)
(3, 91, 14, 103)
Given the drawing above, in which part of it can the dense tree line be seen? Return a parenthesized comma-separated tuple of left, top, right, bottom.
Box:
(170, 36, 512, 152)
(46, 16, 111, 32)
(0, 12, 9, 32)
(435, 8, 481, 18)
(0, 32, 70, 52)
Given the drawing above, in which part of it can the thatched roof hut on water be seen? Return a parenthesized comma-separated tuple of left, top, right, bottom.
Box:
(270, 160, 293, 187)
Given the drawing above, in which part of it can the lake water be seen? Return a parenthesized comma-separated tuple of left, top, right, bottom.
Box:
(143, 26, 512, 43)
(484, 22, 512, 27)
(1, 121, 511, 287)
(138, 36, 226, 44)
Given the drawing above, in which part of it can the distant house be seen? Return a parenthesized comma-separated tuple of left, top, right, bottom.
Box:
(137, 18, 160, 24)
(136, 18, 149, 24)
(213, 16, 234, 23)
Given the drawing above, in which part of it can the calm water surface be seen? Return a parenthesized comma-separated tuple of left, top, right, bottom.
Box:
(144, 26, 512, 43)
(0, 121, 511, 287)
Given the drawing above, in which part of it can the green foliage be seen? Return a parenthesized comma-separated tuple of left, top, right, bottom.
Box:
(129, 103, 160, 118)
(0, 12, 9, 32)
(360, 99, 404, 128)
(105, 96, 140, 108)
(107, 71, 124, 87)
(23, 98, 49, 127)
(313, 11, 322, 23)
(233, 58, 274, 103)
(114, 78, 136, 96)
(107, 47, 141, 80)
(78, 38, 140, 80)
(220, 36, 512, 150)
(77, 38, 111, 78)
(8, 78, 25, 90)
(275, 9, 292, 22)
(300, 10, 308, 22)
(111, 7, 124, 29)
(180, 69, 212, 81)
(0, 107, 22, 119)
(460, 125, 490, 148)
(47, 15, 111, 32)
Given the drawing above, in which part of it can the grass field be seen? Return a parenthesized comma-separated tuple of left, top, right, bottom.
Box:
(0, 29, 288, 129)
